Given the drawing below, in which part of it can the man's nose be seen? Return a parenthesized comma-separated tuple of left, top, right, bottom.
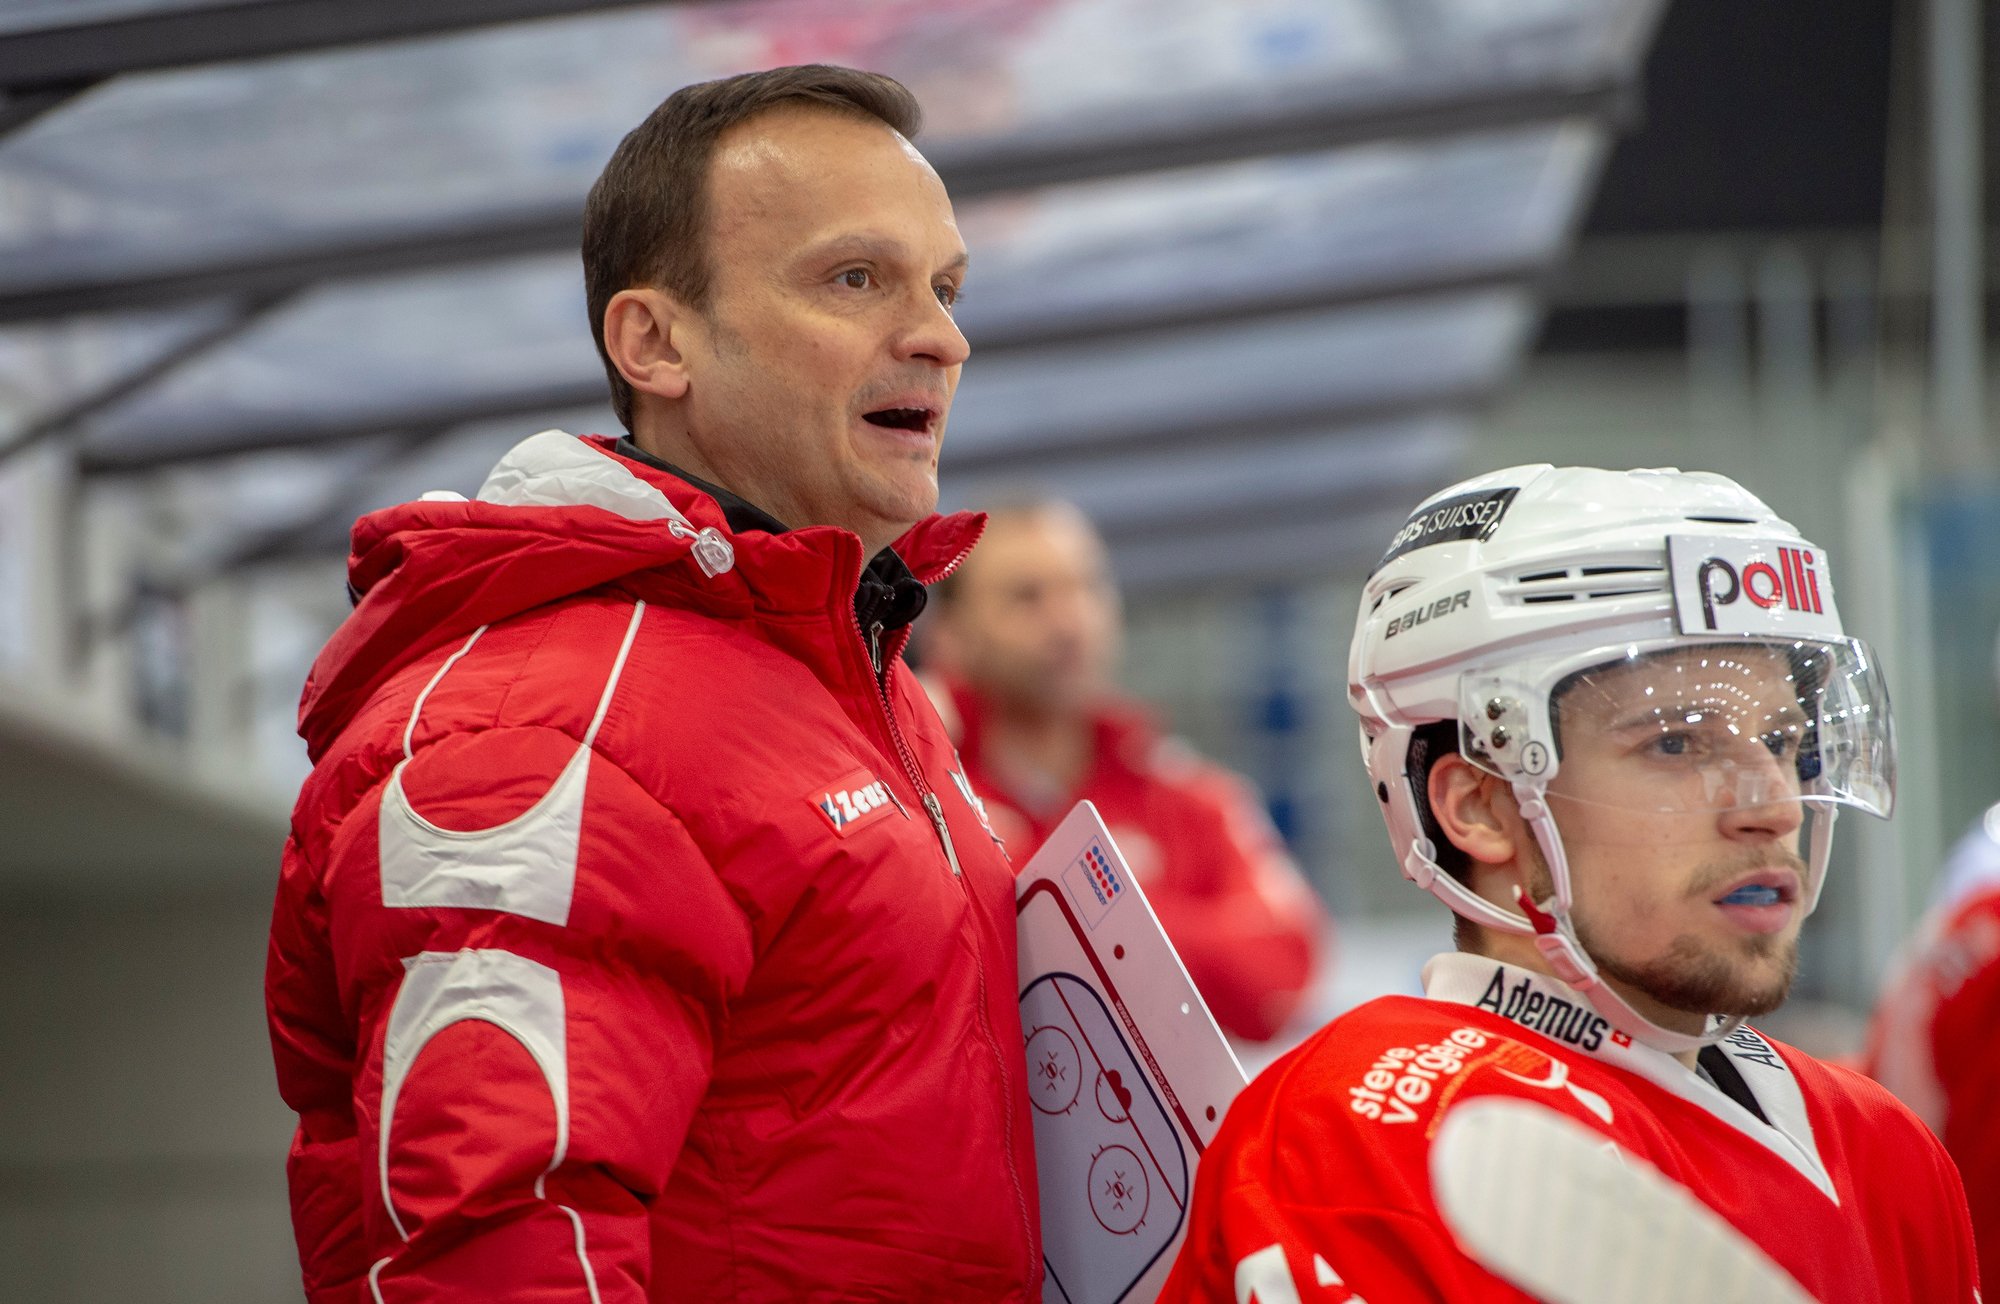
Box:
(1716, 746, 1806, 840)
(1041, 583, 1102, 635)
(896, 289, 970, 368)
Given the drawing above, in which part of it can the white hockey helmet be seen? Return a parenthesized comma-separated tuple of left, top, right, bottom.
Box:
(1349, 465, 1896, 1051)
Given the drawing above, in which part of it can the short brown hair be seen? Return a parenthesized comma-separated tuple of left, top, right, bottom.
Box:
(582, 64, 923, 429)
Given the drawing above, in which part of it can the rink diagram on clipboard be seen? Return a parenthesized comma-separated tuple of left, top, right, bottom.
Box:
(1015, 805, 1245, 1304)
(1022, 970, 1189, 1303)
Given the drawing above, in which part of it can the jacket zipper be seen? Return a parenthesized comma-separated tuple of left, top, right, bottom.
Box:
(847, 542, 976, 862)
(846, 578, 1034, 1271)
(853, 608, 953, 872)
(922, 793, 963, 877)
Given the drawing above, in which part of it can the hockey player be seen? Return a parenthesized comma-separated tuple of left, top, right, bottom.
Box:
(1160, 465, 1979, 1303)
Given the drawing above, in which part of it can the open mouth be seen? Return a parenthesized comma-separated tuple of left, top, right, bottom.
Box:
(863, 407, 934, 433)
(1713, 874, 1799, 908)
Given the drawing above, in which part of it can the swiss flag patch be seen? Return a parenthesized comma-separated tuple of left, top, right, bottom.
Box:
(809, 767, 906, 837)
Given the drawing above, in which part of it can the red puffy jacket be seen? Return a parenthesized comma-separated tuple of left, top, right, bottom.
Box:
(266, 431, 1041, 1302)
(1865, 866, 2000, 1294)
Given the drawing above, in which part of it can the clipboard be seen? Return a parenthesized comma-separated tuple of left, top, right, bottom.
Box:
(1015, 801, 1247, 1304)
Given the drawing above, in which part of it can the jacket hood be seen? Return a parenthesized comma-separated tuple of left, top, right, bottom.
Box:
(299, 430, 982, 763)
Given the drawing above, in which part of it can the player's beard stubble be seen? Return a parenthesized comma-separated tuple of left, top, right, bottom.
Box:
(1525, 844, 1803, 1020)
(1591, 929, 1799, 1020)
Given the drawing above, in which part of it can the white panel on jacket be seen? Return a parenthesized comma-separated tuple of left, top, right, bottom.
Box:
(478, 428, 674, 522)
(378, 743, 589, 927)
(379, 598, 649, 927)
(377, 948, 570, 1241)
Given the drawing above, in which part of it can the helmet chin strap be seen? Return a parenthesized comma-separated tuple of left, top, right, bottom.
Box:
(1403, 774, 1813, 1054)
(1403, 838, 1539, 937)
(1507, 780, 1745, 1056)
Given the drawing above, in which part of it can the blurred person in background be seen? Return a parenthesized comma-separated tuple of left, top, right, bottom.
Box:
(1162, 465, 1977, 1303)
(1865, 626, 2000, 1291)
(922, 498, 1329, 1044)
(265, 66, 1042, 1302)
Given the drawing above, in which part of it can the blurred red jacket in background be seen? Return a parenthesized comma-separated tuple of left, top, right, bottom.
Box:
(1866, 852, 2000, 1295)
(937, 675, 1330, 1043)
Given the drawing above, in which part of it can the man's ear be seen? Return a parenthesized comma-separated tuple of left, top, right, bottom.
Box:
(1428, 752, 1524, 866)
(602, 287, 692, 402)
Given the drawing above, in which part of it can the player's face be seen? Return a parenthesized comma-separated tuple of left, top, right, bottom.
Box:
(1536, 645, 1809, 1028)
(676, 107, 969, 552)
(941, 507, 1120, 716)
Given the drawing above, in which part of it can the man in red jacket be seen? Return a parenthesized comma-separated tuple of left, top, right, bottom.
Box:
(1162, 465, 1978, 1303)
(1866, 800, 2000, 1291)
(265, 66, 1040, 1302)
(922, 499, 1329, 1043)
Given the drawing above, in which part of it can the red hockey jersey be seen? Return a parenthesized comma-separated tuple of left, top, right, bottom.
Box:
(1866, 864, 2000, 1294)
(1162, 953, 1978, 1303)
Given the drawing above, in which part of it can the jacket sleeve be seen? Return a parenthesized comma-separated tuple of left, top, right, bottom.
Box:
(1864, 886, 2000, 1294)
(1926, 898, 2000, 1298)
(268, 728, 754, 1303)
(1157, 766, 1330, 1042)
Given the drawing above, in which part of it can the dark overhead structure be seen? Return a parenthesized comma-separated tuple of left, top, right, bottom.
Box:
(0, 292, 295, 463)
(0, 0, 1666, 592)
(0, 72, 1615, 329)
(0, 0, 670, 94)
(1539, 0, 1908, 353)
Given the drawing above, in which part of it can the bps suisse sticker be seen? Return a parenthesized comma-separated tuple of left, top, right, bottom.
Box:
(1376, 487, 1520, 570)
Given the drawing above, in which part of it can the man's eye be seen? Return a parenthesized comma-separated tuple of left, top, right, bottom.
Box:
(934, 283, 960, 309)
(1762, 730, 1800, 758)
(839, 268, 873, 290)
(1649, 732, 1691, 757)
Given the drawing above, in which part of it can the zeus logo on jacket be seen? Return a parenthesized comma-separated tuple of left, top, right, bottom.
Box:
(814, 769, 906, 836)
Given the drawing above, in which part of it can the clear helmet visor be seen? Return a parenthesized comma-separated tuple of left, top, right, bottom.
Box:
(1458, 636, 1895, 820)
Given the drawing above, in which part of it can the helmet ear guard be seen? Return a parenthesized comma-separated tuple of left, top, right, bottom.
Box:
(1456, 674, 1559, 784)
(1362, 721, 1428, 890)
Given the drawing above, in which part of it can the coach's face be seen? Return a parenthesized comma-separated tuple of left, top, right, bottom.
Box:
(674, 106, 969, 555)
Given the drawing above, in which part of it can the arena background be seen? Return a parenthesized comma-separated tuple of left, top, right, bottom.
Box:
(0, 1, 1990, 1297)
